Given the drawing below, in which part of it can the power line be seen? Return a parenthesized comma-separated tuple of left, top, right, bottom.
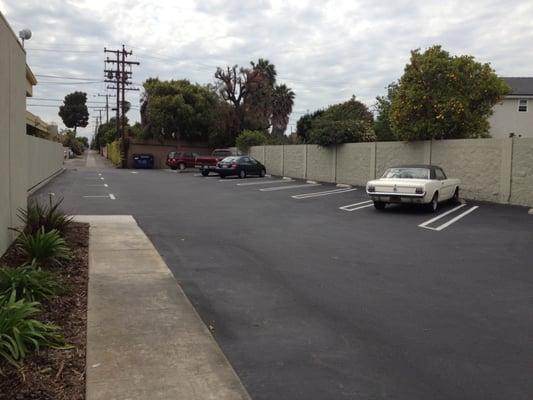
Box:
(35, 74, 103, 81)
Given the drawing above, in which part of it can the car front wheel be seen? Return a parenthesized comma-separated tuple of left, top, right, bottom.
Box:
(260, 169, 266, 177)
(239, 169, 246, 179)
(201, 170, 209, 177)
(373, 201, 386, 210)
(170, 166, 177, 170)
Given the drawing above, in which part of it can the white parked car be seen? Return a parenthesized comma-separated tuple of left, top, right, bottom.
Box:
(366, 165, 460, 212)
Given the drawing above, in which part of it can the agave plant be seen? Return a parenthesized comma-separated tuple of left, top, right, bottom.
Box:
(0, 263, 63, 302)
(17, 228, 71, 267)
(0, 292, 68, 367)
(17, 195, 72, 235)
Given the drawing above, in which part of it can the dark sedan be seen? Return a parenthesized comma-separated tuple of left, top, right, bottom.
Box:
(216, 156, 266, 178)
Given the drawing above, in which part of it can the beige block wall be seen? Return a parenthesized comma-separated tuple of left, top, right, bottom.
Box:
(489, 98, 533, 139)
(375, 141, 428, 177)
(336, 143, 376, 186)
(264, 145, 283, 176)
(306, 145, 336, 182)
(0, 14, 27, 255)
(283, 145, 306, 179)
(431, 139, 505, 202)
(249, 146, 264, 163)
(510, 138, 533, 206)
(28, 136, 64, 189)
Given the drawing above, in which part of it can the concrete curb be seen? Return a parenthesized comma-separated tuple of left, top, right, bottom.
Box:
(306, 180, 317, 184)
(336, 183, 352, 188)
(75, 215, 251, 400)
(27, 168, 65, 195)
(528, 208, 533, 215)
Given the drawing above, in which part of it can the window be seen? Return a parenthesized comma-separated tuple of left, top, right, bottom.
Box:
(435, 168, 446, 180)
(382, 168, 430, 180)
(518, 99, 528, 112)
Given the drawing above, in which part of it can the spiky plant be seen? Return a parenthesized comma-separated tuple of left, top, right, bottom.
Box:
(17, 228, 71, 267)
(0, 293, 68, 367)
(17, 195, 72, 236)
(0, 263, 63, 302)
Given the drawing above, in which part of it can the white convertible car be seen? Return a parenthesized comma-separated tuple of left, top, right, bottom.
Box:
(366, 164, 460, 212)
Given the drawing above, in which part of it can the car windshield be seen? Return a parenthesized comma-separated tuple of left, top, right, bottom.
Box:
(221, 157, 238, 163)
(214, 150, 231, 157)
(382, 168, 429, 179)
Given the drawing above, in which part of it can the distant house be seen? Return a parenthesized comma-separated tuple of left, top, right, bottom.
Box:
(489, 77, 533, 138)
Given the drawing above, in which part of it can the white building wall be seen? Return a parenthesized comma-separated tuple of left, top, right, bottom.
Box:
(489, 97, 533, 138)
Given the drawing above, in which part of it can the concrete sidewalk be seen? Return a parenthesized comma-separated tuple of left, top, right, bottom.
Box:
(75, 215, 251, 400)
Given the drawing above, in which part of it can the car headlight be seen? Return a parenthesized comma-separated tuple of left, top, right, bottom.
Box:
(415, 187, 424, 194)
(367, 185, 375, 192)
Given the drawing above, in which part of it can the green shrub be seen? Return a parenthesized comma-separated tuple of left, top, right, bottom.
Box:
(107, 139, 123, 166)
(0, 293, 67, 367)
(0, 264, 63, 302)
(236, 130, 268, 153)
(17, 195, 72, 235)
(17, 228, 71, 267)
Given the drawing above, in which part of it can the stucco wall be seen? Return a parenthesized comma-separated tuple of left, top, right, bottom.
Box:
(264, 145, 283, 176)
(489, 98, 533, 139)
(306, 145, 336, 182)
(431, 139, 504, 202)
(250, 138, 532, 207)
(250, 146, 264, 163)
(28, 136, 64, 189)
(0, 13, 27, 255)
(336, 142, 375, 186)
(375, 141, 428, 177)
(510, 138, 533, 206)
(283, 145, 306, 179)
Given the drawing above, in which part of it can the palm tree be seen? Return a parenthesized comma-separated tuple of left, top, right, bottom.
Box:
(271, 84, 295, 137)
(250, 58, 277, 86)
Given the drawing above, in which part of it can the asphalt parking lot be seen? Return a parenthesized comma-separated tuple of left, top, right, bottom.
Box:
(34, 164, 533, 400)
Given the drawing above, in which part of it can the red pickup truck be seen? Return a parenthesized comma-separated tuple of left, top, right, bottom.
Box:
(166, 151, 198, 170)
(195, 149, 234, 176)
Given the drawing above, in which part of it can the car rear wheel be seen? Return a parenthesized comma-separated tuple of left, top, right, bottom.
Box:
(428, 192, 439, 212)
(239, 169, 246, 179)
(178, 163, 185, 171)
(201, 170, 209, 177)
(373, 201, 386, 210)
(452, 187, 460, 204)
(260, 169, 266, 177)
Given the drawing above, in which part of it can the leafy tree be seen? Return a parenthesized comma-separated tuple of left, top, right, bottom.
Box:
(215, 60, 295, 140)
(307, 96, 376, 146)
(236, 130, 268, 153)
(296, 110, 324, 143)
(374, 83, 398, 141)
(141, 78, 221, 144)
(215, 65, 266, 135)
(60, 130, 84, 155)
(271, 84, 295, 137)
(58, 91, 89, 133)
(390, 45, 510, 140)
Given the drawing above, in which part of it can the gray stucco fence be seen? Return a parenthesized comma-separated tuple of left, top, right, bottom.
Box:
(250, 138, 533, 207)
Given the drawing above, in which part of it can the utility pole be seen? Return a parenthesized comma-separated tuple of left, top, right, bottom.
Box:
(97, 93, 116, 123)
(104, 45, 139, 168)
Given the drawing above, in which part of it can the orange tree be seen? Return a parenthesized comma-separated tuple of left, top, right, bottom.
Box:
(390, 45, 509, 140)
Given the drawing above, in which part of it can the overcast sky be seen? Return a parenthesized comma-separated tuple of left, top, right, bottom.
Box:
(2, 0, 533, 140)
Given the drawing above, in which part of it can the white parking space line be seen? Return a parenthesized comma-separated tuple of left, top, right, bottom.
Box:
(109, 194, 116, 200)
(82, 195, 108, 198)
(131, 171, 138, 174)
(237, 179, 292, 186)
(418, 204, 466, 228)
(339, 200, 373, 211)
(218, 177, 270, 182)
(100, 177, 104, 180)
(259, 183, 321, 192)
(292, 188, 358, 199)
(420, 206, 479, 231)
(104, 183, 108, 187)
